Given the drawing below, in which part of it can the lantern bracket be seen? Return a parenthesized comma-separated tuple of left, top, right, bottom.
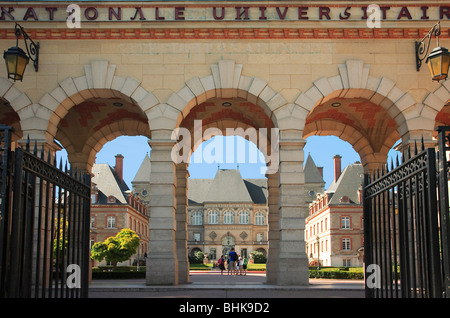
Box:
(14, 23, 39, 72)
(415, 22, 441, 72)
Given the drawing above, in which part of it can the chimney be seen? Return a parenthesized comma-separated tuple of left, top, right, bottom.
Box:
(333, 155, 342, 183)
(114, 154, 124, 182)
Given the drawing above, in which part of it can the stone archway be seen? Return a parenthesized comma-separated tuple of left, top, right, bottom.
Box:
(423, 80, 450, 139)
(37, 59, 158, 172)
(296, 60, 417, 172)
(146, 60, 309, 286)
(0, 77, 32, 145)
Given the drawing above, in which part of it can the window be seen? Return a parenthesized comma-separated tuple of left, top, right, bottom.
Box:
(91, 194, 97, 204)
(193, 233, 201, 242)
(341, 216, 350, 229)
(107, 216, 116, 228)
(342, 238, 351, 251)
(208, 210, 218, 224)
(223, 210, 234, 224)
(239, 210, 249, 224)
(256, 233, 264, 242)
(343, 259, 352, 266)
(192, 211, 203, 225)
(210, 248, 216, 260)
(90, 216, 95, 229)
(255, 212, 265, 225)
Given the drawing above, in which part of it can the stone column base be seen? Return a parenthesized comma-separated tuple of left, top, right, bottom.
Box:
(276, 255, 309, 286)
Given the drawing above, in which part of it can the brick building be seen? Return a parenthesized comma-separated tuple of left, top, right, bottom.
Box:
(305, 155, 364, 267)
(90, 154, 149, 267)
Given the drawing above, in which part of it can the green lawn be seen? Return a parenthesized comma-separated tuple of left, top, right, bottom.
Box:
(190, 264, 364, 279)
(93, 264, 364, 279)
(189, 263, 266, 271)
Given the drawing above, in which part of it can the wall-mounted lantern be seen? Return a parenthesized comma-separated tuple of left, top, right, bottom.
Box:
(3, 23, 39, 82)
(416, 22, 450, 82)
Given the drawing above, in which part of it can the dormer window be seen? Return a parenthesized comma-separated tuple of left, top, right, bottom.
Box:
(108, 196, 116, 203)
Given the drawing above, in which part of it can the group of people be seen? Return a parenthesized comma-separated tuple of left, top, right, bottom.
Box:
(217, 247, 248, 276)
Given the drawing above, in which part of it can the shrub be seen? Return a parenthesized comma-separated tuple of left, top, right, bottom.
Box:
(251, 251, 267, 264)
(92, 266, 145, 279)
(308, 268, 364, 279)
(188, 251, 204, 264)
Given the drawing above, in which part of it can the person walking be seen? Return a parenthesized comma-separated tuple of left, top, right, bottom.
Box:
(228, 247, 238, 276)
(238, 256, 243, 275)
(242, 256, 248, 276)
(218, 255, 226, 275)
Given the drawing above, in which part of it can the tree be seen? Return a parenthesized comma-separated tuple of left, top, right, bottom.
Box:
(91, 228, 140, 269)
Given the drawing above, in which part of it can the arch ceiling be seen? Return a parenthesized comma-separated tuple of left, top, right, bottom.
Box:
(434, 99, 450, 138)
(303, 97, 400, 158)
(0, 98, 22, 143)
(56, 96, 150, 171)
(297, 60, 411, 170)
(180, 97, 275, 155)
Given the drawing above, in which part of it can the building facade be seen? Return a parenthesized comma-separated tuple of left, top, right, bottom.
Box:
(306, 155, 364, 267)
(0, 0, 449, 286)
(187, 169, 268, 262)
(132, 157, 324, 264)
(90, 154, 150, 267)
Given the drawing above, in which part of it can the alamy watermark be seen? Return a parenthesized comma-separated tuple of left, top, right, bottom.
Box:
(66, 4, 81, 28)
(171, 120, 280, 174)
(366, 4, 382, 29)
(66, 264, 82, 289)
(366, 264, 381, 289)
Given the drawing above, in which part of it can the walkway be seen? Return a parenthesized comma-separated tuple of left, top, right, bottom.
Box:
(88, 271, 365, 298)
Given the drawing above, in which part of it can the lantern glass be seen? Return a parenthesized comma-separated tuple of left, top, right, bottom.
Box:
(3, 46, 29, 81)
(426, 47, 450, 82)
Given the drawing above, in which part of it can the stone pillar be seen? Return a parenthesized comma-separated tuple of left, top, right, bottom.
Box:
(401, 130, 437, 155)
(146, 135, 179, 285)
(266, 171, 279, 285)
(276, 131, 308, 286)
(175, 163, 189, 284)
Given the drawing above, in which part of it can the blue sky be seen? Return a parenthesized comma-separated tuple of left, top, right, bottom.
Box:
(56, 134, 401, 190)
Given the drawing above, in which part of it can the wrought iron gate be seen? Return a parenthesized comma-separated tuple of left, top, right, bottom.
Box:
(0, 125, 91, 298)
(363, 126, 450, 298)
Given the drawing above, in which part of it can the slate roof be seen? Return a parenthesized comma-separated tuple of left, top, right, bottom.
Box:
(326, 162, 364, 205)
(187, 169, 267, 205)
(132, 154, 151, 184)
(304, 154, 325, 184)
(91, 163, 130, 204)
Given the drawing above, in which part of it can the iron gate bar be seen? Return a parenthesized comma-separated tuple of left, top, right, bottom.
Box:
(436, 126, 450, 297)
(0, 132, 91, 298)
(364, 142, 444, 298)
(0, 126, 12, 297)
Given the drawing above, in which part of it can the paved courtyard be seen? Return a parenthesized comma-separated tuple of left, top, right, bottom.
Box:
(88, 271, 365, 298)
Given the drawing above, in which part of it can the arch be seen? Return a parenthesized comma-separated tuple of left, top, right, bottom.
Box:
(295, 60, 413, 137)
(37, 59, 157, 171)
(298, 60, 414, 171)
(147, 60, 306, 135)
(38, 59, 159, 146)
(0, 77, 32, 143)
(423, 80, 450, 138)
